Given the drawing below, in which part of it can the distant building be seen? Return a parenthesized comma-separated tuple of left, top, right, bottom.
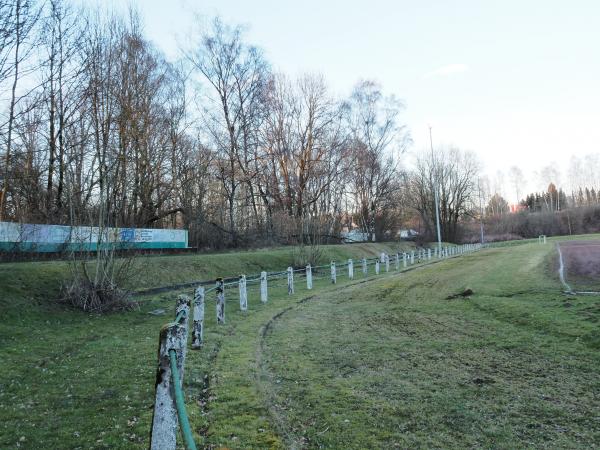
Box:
(341, 229, 369, 243)
(398, 229, 419, 240)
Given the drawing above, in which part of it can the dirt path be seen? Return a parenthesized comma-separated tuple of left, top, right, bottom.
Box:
(253, 259, 459, 448)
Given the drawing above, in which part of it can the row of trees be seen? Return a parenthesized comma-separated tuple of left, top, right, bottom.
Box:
(0, 1, 483, 248)
(485, 183, 600, 218)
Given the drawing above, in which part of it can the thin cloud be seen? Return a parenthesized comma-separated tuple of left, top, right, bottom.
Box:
(424, 63, 469, 78)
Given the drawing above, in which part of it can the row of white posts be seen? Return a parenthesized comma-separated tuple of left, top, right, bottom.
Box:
(190, 243, 484, 340)
(152, 242, 483, 449)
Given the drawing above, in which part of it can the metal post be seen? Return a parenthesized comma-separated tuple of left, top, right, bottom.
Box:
(430, 126, 443, 255)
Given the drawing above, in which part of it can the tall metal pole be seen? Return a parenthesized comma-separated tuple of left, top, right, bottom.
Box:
(429, 126, 442, 253)
(478, 179, 485, 244)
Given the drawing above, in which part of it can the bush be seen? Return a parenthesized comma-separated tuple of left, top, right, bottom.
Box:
(61, 275, 137, 313)
(292, 243, 323, 268)
(61, 249, 138, 313)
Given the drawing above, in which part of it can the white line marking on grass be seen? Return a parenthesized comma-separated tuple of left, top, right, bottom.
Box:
(556, 244, 575, 294)
(556, 243, 600, 295)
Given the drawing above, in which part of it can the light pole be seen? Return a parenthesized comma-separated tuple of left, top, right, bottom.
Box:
(429, 126, 442, 253)
(478, 179, 485, 244)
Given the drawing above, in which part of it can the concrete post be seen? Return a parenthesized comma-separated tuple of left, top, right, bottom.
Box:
(191, 286, 204, 349)
(348, 259, 354, 279)
(260, 271, 268, 303)
(362, 257, 367, 275)
(174, 295, 190, 378)
(150, 319, 188, 450)
(306, 264, 313, 289)
(330, 261, 337, 284)
(216, 278, 225, 324)
(287, 267, 294, 295)
(375, 259, 380, 274)
(239, 275, 247, 311)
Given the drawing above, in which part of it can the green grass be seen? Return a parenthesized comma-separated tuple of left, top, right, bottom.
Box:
(260, 244, 600, 449)
(1, 240, 599, 449)
(0, 241, 415, 449)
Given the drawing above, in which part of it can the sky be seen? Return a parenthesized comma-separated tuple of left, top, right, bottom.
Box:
(87, 0, 600, 202)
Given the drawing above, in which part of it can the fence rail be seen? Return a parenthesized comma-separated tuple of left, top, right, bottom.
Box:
(149, 243, 483, 449)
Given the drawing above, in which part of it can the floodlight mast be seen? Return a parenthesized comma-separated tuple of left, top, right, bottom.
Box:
(429, 126, 442, 254)
(478, 179, 485, 244)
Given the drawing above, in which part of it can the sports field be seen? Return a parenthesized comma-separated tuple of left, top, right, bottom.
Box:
(558, 240, 600, 292)
(0, 238, 599, 448)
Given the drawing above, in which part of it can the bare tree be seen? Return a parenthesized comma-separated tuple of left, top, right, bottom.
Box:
(345, 80, 410, 241)
(508, 165, 524, 204)
(0, 0, 40, 221)
(406, 147, 480, 242)
(186, 17, 269, 245)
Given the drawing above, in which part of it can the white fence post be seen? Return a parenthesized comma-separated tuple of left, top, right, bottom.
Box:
(385, 254, 390, 272)
(348, 259, 354, 279)
(175, 295, 190, 377)
(428, 248, 431, 260)
(411, 251, 415, 265)
(362, 257, 367, 275)
(191, 286, 204, 349)
(395, 253, 400, 270)
(216, 278, 225, 324)
(239, 275, 247, 311)
(375, 259, 380, 274)
(306, 264, 313, 289)
(403, 252, 407, 268)
(260, 271, 268, 303)
(331, 261, 337, 284)
(150, 316, 188, 450)
(287, 267, 294, 295)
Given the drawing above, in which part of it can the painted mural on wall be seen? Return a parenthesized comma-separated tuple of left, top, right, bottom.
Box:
(0, 222, 188, 252)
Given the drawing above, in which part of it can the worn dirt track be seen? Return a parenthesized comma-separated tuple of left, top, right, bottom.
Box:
(558, 240, 600, 278)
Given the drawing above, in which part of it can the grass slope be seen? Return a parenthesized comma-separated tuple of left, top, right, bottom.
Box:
(1, 240, 598, 448)
(261, 243, 600, 448)
(0, 241, 414, 449)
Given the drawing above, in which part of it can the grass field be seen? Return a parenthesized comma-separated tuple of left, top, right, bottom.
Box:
(1, 238, 599, 448)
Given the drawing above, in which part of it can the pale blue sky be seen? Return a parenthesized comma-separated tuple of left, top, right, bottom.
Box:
(92, 0, 600, 200)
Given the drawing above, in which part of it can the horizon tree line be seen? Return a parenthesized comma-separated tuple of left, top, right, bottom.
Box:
(0, 1, 483, 248)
